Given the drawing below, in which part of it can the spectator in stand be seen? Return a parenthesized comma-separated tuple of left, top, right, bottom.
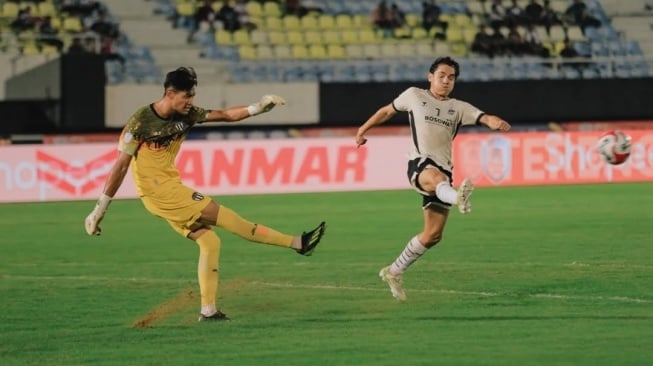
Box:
(187, 0, 215, 43)
(68, 37, 90, 54)
(61, 0, 101, 17)
(489, 26, 507, 56)
(10, 6, 36, 33)
(90, 11, 119, 40)
(506, 25, 527, 56)
(506, 0, 527, 26)
(489, 0, 507, 31)
(565, 0, 601, 34)
(523, 23, 550, 57)
(421, 0, 448, 38)
(38, 16, 65, 51)
(541, 0, 562, 35)
(285, 0, 307, 17)
(372, 0, 394, 33)
(217, 0, 241, 32)
(559, 38, 589, 71)
(471, 24, 494, 57)
(390, 3, 407, 29)
(234, 0, 258, 31)
(524, 0, 544, 26)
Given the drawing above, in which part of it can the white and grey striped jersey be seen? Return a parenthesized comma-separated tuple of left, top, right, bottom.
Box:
(392, 87, 484, 173)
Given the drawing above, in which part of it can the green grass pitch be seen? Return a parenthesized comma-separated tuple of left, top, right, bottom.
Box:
(1, 182, 652, 365)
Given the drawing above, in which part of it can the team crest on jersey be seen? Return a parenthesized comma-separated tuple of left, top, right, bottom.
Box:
(448, 109, 455, 115)
(192, 192, 204, 201)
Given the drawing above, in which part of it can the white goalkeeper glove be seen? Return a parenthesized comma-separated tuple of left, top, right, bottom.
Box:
(247, 94, 286, 116)
(85, 194, 112, 236)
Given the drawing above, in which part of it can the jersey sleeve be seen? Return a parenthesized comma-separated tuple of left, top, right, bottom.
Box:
(458, 101, 484, 126)
(118, 117, 142, 156)
(189, 106, 209, 124)
(392, 87, 415, 112)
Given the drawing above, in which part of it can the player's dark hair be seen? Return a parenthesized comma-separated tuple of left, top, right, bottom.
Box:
(429, 56, 460, 78)
(164, 67, 197, 91)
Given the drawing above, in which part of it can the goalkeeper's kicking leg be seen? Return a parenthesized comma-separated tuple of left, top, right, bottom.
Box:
(197, 201, 326, 257)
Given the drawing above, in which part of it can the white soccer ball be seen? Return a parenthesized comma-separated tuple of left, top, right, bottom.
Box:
(596, 130, 632, 165)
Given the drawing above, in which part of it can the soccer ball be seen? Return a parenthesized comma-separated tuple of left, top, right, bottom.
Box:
(596, 130, 632, 165)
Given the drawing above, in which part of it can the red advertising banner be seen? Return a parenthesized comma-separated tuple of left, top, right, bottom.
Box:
(452, 130, 653, 186)
(0, 130, 651, 203)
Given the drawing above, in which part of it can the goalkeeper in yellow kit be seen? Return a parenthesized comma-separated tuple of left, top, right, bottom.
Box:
(84, 67, 326, 321)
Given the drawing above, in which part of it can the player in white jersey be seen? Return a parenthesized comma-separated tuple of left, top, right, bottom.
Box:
(355, 56, 511, 301)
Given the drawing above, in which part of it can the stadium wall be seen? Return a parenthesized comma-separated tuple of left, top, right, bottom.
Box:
(1, 130, 651, 203)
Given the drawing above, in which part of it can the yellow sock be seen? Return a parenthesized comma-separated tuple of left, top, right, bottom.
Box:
(216, 205, 293, 248)
(195, 230, 221, 309)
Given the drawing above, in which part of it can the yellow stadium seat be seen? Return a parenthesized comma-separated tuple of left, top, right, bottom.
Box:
(566, 26, 585, 41)
(341, 30, 359, 44)
(215, 30, 233, 45)
(304, 31, 323, 45)
(291, 45, 309, 59)
(352, 14, 371, 29)
(335, 14, 353, 29)
(397, 43, 416, 57)
(268, 30, 286, 45)
(239, 45, 257, 59)
(405, 14, 420, 28)
(411, 27, 428, 40)
(380, 43, 398, 57)
(549, 26, 566, 42)
(38, 2, 57, 17)
(21, 41, 40, 55)
(232, 29, 250, 45)
(245, 1, 262, 18)
(62, 16, 83, 32)
(2, 2, 20, 18)
(250, 29, 268, 44)
(256, 44, 274, 59)
(274, 44, 292, 59)
(265, 17, 283, 31)
(363, 44, 380, 58)
(449, 42, 468, 56)
(454, 14, 473, 27)
(358, 29, 377, 44)
(176, 2, 195, 17)
(308, 44, 327, 59)
(327, 44, 346, 59)
(41, 45, 60, 56)
(463, 27, 477, 43)
(345, 44, 364, 58)
(283, 15, 301, 30)
(434, 41, 450, 55)
(263, 1, 281, 17)
(317, 15, 336, 29)
(393, 27, 411, 39)
(446, 27, 463, 43)
(286, 30, 304, 45)
(300, 15, 319, 30)
(322, 30, 341, 44)
(416, 43, 434, 56)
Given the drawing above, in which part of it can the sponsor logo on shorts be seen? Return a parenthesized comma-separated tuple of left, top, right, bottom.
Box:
(192, 192, 204, 201)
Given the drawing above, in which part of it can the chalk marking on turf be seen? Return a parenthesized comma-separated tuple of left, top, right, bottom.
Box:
(3, 275, 652, 304)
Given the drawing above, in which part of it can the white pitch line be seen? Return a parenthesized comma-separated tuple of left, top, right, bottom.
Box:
(4, 274, 649, 304)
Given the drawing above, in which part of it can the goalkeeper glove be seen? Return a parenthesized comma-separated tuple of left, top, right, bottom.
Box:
(247, 95, 286, 116)
(85, 194, 112, 236)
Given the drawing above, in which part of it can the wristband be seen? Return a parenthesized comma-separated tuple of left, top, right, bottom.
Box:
(247, 104, 261, 116)
(95, 194, 112, 214)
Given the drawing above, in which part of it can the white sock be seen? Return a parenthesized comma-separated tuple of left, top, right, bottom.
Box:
(390, 236, 428, 274)
(435, 181, 458, 205)
(201, 305, 217, 316)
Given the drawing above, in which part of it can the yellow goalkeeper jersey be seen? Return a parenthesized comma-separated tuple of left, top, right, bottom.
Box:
(118, 104, 207, 196)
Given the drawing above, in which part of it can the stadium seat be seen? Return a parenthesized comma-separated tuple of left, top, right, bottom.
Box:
(250, 30, 268, 45)
(326, 44, 346, 59)
(317, 15, 336, 29)
(283, 16, 301, 30)
(245, 2, 263, 18)
(322, 30, 341, 45)
(263, 1, 282, 17)
(300, 15, 320, 30)
(268, 31, 286, 45)
(256, 44, 275, 59)
(308, 44, 327, 59)
(286, 30, 304, 45)
(304, 31, 323, 46)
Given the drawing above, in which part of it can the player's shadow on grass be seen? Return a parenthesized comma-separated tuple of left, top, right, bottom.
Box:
(415, 315, 653, 321)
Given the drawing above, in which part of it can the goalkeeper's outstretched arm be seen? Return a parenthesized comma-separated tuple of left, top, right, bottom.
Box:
(203, 94, 286, 123)
(84, 152, 132, 236)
